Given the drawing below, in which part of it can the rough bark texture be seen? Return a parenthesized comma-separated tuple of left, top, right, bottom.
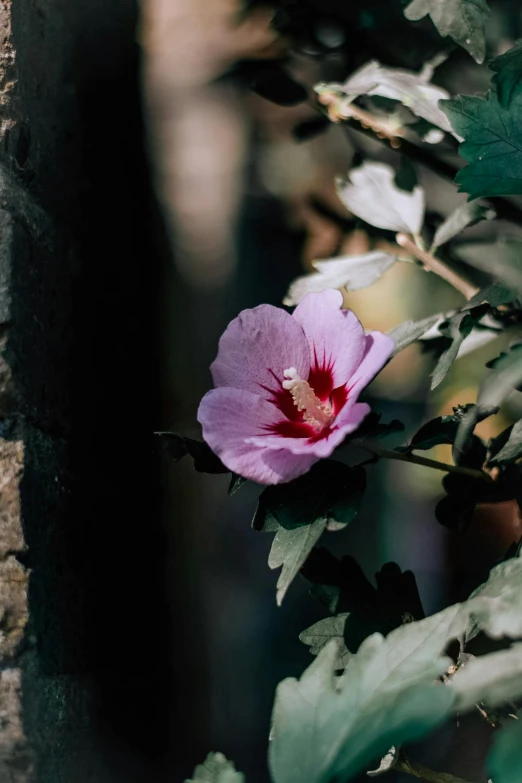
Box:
(0, 1, 174, 780)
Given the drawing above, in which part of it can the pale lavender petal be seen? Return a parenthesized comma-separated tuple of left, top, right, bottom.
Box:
(211, 304, 310, 396)
(247, 402, 371, 458)
(198, 387, 315, 484)
(347, 331, 395, 396)
(292, 289, 366, 388)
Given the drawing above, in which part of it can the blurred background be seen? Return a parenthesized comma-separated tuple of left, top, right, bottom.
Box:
(140, 1, 522, 780)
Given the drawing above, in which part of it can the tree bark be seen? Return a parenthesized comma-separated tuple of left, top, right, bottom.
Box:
(0, 1, 176, 780)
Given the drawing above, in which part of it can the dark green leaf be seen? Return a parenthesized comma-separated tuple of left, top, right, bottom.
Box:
(488, 420, 522, 465)
(442, 90, 522, 198)
(155, 432, 228, 474)
(430, 307, 487, 389)
(490, 39, 522, 108)
(452, 403, 492, 466)
(467, 283, 517, 308)
(186, 753, 245, 783)
(345, 412, 405, 442)
(253, 461, 366, 532)
(432, 201, 495, 250)
(270, 605, 469, 783)
(404, 0, 490, 63)
(395, 156, 418, 193)
(302, 551, 425, 653)
(228, 473, 247, 495)
(487, 709, 522, 783)
(403, 415, 460, 452)
(479, 343, 522, 409)
(299, 615, 351, 669)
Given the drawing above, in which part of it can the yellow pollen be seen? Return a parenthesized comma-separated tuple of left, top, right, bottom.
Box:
(282, 367, 334, 430)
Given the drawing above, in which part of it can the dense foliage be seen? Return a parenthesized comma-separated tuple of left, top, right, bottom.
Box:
(164, 2, 522, 781)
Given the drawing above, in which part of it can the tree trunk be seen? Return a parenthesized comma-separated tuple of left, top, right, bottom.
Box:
(0, 2, 178, 780)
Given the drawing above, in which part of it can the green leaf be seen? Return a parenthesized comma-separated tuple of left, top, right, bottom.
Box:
(336, 162, 425, 234)
(270, 604, 470, 783)
(490, 39, 522, 108)
(430, 308, 486, 389)
(268, 518, 327, 605)
(254, 461, 366, 532)
(283, 251, 397, 306)
(466, 549, 522, 642)
(431, 201, 495, 250)
(442, 90, 522, 198)
(479, 342, 522, 410)
(489, 420, 522, 465)
(487, 709, 522, 783)
(467, 282, 517, 308)
(449, 643, 522, 711)
(402, 414, 460, 452)
(229, 473, 247, 495)
(258, 460, 367, 603)
(186, 753, 245, 783)
(404, 0, 490, 64)
(299, 615, 351, 669)
(155, 432, 228, 474)
(301, 555, 425, 656)
(388, 313, 443, 354)
(395, 156, 418, 192)
(344, 412, 405, 443)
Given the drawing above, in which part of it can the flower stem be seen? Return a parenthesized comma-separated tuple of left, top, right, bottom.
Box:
(395, 754, 478, 783)
(396, 233, 479, 301)
(352, 439, 493, 483)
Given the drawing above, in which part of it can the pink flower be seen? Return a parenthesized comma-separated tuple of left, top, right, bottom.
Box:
(198, 289, 394, 485)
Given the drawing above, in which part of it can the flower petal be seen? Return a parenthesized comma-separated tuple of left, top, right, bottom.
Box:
(211, 304, 310, 397)
(292, 289, 366, 390)
(198, 387, 316, 484)
(247, 402, 371, 457)
(347, 331, 395, 397)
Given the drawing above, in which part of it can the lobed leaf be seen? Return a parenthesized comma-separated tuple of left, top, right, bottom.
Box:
(337, 59, 455, 135)
(270, 604, 470, 783)
(186, 753, 245, 783)
(490, 39, 522, 108)
(442, 89, 522, 199)
(283, 251, 397, 307)
(404, 0, 490, 64)
(449, 643, 522, 711)
(466, 549, 522, 642)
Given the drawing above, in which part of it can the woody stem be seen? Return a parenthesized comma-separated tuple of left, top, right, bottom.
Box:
(352, 439, 493, 483)
(396, 233, 479, 301)
(395, 753, 478, 783)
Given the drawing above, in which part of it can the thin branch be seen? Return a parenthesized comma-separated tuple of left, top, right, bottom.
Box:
(338, 114, 522, 227)
(352, 439, 493, 483)
(396, 233, 479, 300)
(395, 754, 478, 783)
